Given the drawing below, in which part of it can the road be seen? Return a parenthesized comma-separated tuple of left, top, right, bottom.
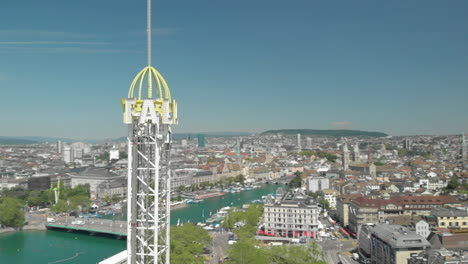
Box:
(48, 215, 127, 235)
(317, 235, 358, 264)
(209, 231, 229, 264)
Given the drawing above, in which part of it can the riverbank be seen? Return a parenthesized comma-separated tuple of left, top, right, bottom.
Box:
(0, 212, 47, 235)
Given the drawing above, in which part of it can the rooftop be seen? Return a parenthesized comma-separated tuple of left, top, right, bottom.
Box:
(372, 224, 431, 249)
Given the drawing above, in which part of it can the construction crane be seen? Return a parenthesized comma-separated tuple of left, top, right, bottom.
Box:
(53, 176, 62, 204)
(121, 0, 178, 263)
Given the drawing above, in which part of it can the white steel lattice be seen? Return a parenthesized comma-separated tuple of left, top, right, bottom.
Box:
(127, 119, 172, 264)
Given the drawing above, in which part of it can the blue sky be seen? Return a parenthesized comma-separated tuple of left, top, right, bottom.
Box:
(0, 0, 467, 139)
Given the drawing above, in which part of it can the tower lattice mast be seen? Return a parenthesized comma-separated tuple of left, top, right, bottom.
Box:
(121, 0, 178, 263)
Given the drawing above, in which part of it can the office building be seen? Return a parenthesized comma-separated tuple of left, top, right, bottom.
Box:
(263, 190, 320, 238)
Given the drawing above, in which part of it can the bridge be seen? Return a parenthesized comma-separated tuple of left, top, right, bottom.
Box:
(45, 216, 127, 237)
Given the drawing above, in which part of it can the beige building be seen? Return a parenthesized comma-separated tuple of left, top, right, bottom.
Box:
(348, 195, 460, 233)
(431, 208, 468, 229)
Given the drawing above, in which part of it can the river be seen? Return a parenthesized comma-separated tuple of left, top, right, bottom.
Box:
(0, 184, 282, 264)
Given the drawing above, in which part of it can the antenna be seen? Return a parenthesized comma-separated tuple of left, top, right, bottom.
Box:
(147, 0, 152, 66)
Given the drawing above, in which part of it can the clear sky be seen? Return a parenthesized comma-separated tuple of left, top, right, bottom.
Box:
(0, 0, 467, 139)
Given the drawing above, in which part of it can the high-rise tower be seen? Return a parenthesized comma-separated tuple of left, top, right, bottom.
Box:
(121, 0, 178, 263)
(342, 143, 350, 170)
(462, 133, 466, 161)
(297, 133, 302, 151)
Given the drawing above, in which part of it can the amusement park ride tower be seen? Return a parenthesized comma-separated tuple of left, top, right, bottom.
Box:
(121, 0, 177, 263)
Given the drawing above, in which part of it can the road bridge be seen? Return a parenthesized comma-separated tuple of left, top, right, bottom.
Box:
(45, 216, 127, 237)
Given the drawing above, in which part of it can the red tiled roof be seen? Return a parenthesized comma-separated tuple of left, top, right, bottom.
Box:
(351, 195, 460, 208)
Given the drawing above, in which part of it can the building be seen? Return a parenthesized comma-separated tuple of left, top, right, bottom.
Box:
(427, 230, 468, 251)
(336, 194, 361, 227)
(306, 137, 312, 149)
(172, 169, 195, 191)
(348, 163, 377, 177)
(70, 168, 125, 198)
(307, 176, 329, 193)
(63, 147, 74, 164)
(431, 208, 468, 229)
(297, 133, 301, 151)
(96, 178, 127, 199)
(27, 175, 51, 191)
(349, 195, 460, 233)
(109, 148, 120, 160)
(414, 219, 431, 238)
(404, 138, 413, 150)
(197, 134, 205, 148)
(357, 224, 374, 264)
(263, 190, 320, 238)
(342, 144, 350, 170)
(57, 141, 63, 154)
(352, 143, 360, 162)
(322, 189, 339, 209)
(369, 224, 430, 264)
(408, 249, 468, 264)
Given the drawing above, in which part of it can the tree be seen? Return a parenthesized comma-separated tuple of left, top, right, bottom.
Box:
(170, 223, 211, 264)
(27, 190, 48, 207)
(289, 173, 302, 189)
(0, 197, 25, 227)
(51, 200, 69, 213)
(234, 174, 246, 184)
(446, 176, 460, 192)
(69, 195, 91, 211)
(319, 199, 330, 210)
(176, 185, 186, 193)
(264, 243, 326, 264)
(374, 161, 385, 166)
(227, 238, 268, 264)
(308, 191, 319, 199)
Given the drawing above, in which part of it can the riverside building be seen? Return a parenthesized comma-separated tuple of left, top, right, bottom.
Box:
(263, 190, 319, 238)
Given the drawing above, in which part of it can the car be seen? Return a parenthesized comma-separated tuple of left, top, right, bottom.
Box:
(71, 220, 85, 225)
(46, 218, 55, 223)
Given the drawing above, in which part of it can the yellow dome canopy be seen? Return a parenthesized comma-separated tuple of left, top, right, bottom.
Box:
(128, 65, 171, 101)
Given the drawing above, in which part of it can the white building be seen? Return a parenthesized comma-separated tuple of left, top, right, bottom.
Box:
(63, 147, 74, 164)
(263, 189, 320, 238)
(322, 189, 339, 209)
(307, 176, 330, 193)
(414, 219, 430, 238)
(57, 141, 63, 154)
(110, 149, 120, 160)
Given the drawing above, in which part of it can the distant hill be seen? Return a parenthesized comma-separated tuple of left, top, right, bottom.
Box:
(0, 137, 38, 145)
(262, 129, 388, 138)
(11, 136, 77, 143)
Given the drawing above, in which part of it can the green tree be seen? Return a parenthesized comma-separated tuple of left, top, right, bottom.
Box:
(27, 190, 48, 207)
(446, 176, 460, 192)
(176, 185, 186, 193)
(319, 199, 330, 210)
(264, 243, 326, 264)
(234, 174, 246, 184)
(289, 173, 302, 189)
(51, 200, 69, 213)
(227, 238, 268, 264)
(374, 161, 385, 166)
(69, 195, 90, 211)
(308, 191, 319, 199)
(0, 197, 25, 227)
(170, 223, 211, 264)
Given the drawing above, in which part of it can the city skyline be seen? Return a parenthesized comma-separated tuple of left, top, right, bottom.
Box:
(1, 0, 467, 138)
